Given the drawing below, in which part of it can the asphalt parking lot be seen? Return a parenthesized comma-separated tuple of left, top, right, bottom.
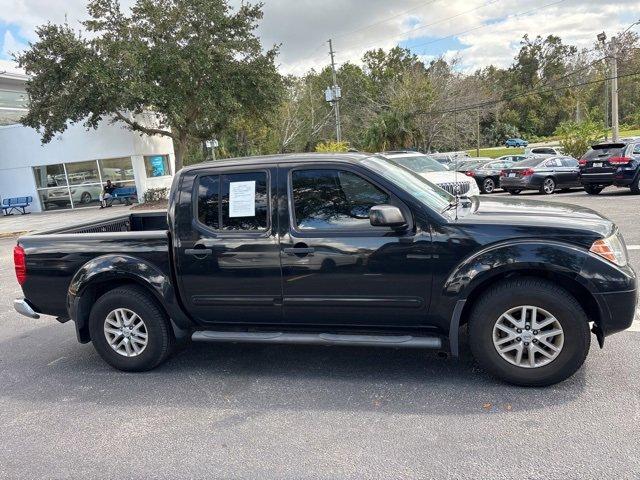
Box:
(1, 186, 639, 479)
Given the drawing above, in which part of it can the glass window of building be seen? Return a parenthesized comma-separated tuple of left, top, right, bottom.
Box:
(33, 164, 72, 211)
(144, 155, 171, 177)
(33, 156, 141, 211)
(99, 157, 135, 184)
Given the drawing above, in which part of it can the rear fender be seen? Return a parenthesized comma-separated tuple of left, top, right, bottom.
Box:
(68, 254, 191, 342)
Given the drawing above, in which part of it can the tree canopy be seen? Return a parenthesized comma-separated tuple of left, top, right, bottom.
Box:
(18, 0, 283, 170)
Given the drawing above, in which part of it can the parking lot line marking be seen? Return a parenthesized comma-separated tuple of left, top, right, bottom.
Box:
(628, 321, 640, 332)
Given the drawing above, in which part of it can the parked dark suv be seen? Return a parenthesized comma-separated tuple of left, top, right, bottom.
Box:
(579, 141, 640, 194)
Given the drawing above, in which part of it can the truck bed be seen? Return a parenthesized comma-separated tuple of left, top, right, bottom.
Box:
(17, 211, 171, 318)
(39, 211, 168, 235)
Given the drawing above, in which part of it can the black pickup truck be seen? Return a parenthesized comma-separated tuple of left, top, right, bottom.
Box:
(13, 153, 637, 386)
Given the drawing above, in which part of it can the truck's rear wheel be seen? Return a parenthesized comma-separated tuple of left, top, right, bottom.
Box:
(468, 278, 590, 386)
(89, 286, 174, 371)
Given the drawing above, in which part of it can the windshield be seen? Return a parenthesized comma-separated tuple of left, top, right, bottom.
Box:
(362, 156, 453, 212)
(390, 155, 448, 173)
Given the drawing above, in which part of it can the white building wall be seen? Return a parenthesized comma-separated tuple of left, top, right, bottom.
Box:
(0, 118, 175, 212)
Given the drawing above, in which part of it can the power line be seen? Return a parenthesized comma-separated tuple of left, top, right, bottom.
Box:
(415, 70, 640, 117)
(408, 0, 566, 54)
(332, 0, 442, 40)
(334, 0, 502, 61)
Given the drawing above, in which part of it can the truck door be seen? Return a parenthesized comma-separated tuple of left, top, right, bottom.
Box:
(278, 163, 432, 327)
(174, 165, 282, 325)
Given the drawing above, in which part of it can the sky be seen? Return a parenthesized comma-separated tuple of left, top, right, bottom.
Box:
(1, 0, 640, 76)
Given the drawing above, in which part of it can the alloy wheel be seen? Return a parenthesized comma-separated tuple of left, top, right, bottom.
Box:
(543, 178, 555, 194)
(492, 305, 564, 368)
(103, 308, 148, 357)
(483, 178, 495, 193)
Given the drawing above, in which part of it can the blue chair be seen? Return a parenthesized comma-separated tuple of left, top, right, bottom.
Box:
(111, 187, 138, 206)
(2, 196, 33, 216)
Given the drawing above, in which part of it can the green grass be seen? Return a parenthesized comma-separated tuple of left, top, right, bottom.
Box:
(619, 128, 640, 138)
(467, 147, 525, 158)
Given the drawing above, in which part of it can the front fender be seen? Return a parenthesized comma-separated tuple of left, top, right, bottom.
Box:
(68, 254, 191, 341)
(444, 240, 597, 297)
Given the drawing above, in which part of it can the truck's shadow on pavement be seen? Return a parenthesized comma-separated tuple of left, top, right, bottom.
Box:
(1, 323, 588, 416)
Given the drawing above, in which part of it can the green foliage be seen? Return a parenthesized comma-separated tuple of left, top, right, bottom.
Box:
(143, 187, 169, 203)
(315, 141, 350, 153)
(554, 120, 606, 159)
(18, 0, 283, 170)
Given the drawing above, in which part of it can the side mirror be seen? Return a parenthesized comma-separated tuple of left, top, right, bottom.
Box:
(369, 205, 407, 229)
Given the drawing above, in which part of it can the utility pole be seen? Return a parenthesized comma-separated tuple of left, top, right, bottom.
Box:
(476, 108, 481, 157)
(327, 39, 342, 142)
(597, 32, 609, 140)
(610, 36, 619, 142)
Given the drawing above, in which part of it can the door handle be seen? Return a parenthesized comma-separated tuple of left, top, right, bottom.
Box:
(283, 247, 315, 256)
(185, 248, 213, 257)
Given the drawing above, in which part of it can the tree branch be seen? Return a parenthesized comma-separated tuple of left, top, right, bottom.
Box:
(113, 111, 178, 140)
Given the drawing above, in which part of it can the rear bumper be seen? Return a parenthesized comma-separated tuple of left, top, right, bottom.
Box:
(499, 176, 539, 190)
(579, 172, 614, 185)
(14, 298, 40, 319)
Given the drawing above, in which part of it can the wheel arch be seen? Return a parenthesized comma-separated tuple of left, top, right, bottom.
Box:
(459, 269, 601, 332)
(445, 241, 606, 355)
(68, 254, 191, 343)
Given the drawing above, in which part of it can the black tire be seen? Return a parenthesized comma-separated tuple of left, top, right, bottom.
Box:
(89, 286, 174, 371)
(80, 192, 92, 204)
(507, 189, 521, 195)
(630, 176, 640, 195)
(584, 184, 603, 195)
(540, 177, 556, 194)
(468, 278, 591, 387)
(481, 177, 496, 194)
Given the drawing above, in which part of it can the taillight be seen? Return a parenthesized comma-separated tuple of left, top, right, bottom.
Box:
(14, 245, 26, 285)
(578, 158, 587, 166)
(465, 171, 475, 177)
(522, 168, 535, 176)
(609, 156, 631, 165)
(500, 170, 506, 177)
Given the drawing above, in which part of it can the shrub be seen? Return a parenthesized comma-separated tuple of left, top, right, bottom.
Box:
(143, 187, 169, 203)
(554, 120, 607, 159)
(315, 140, 350, 153)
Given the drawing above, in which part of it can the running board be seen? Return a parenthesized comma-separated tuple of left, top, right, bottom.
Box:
(191, 330, 442, 349)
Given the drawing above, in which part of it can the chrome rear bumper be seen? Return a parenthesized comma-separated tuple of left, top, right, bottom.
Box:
(14, 299, 40, 319)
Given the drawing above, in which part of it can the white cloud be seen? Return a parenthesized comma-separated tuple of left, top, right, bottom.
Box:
(1, 30, 25, 58)
(0, 0, 638, 75)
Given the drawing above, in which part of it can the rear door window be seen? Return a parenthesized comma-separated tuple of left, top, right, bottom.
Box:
(561, 158, 578, 167)
(197, 171, 269, 231)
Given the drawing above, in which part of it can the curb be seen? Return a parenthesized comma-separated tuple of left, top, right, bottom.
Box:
(0, 231, 28, 239)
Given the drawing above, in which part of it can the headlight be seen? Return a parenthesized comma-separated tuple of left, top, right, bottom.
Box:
(590, 230, 628, 267)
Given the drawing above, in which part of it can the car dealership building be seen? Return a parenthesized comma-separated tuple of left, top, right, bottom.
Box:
(0, 70, 175, 213)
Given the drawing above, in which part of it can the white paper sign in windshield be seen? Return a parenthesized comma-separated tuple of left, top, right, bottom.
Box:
(229, 181, 256, 217)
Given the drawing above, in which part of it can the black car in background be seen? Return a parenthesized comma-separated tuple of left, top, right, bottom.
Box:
(461, 158, 516, 193)
(579, 141, 640, 194)
(500, 156, 581, 194)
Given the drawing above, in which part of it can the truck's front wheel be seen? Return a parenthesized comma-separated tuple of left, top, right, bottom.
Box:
(468, 278, 590, 386)
(89, 286, 174, 371)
